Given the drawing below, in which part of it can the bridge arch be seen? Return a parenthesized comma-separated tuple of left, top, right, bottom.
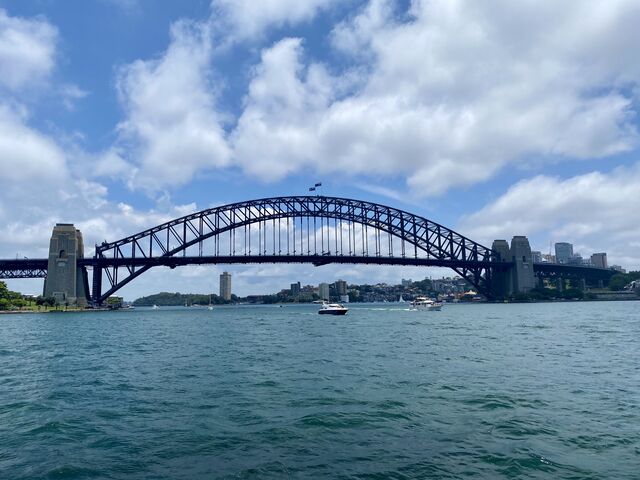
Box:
(91, 196, 498, 304)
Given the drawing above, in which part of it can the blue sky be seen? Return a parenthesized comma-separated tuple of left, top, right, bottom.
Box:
(1, 0, 639, 299)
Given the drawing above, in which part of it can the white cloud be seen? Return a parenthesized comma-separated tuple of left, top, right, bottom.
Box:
(109, 0, 640, 197)
(116, 19, 230, 191)
(232, 38, 333, 179)
(0, 8, 57, 91)
(59, 84, 89, 110)
(91, 148, 133, 180)
(331, 0, 393, 55)
(230, 0, 640, 196)
(0, 103, 67, 183)
(459, 163, 640, 269)
(211, 0, 341, 41)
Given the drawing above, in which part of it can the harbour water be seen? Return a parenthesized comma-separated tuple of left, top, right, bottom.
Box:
(1, 302, 638, 479)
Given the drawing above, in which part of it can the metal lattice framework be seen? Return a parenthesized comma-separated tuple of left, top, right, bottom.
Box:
(91, 196, 499, 303)
(0, 259, 47, 278)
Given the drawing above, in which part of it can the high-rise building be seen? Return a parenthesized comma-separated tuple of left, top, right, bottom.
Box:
(554, 242, 573, 264)
(591, 253, 608, 269)
(290, 282, 301, 295)
(335, 280, 347, 296)
(220, 271, 232, 300)
(568, 254, 583, 265)
(318, 283, 330, 300)
(531, 251, 543, 263)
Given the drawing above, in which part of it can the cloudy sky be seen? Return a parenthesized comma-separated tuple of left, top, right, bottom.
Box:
(1, 0, 639, 299)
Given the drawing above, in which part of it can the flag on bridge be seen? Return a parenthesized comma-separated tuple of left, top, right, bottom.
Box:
(315, 182, 322, 187)
(309, 187, 316, 192)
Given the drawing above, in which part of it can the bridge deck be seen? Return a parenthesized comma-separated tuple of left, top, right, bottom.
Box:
(81, 255, 505, 269)
(0, 259, 48, 278)
(1, 257, 615, 280)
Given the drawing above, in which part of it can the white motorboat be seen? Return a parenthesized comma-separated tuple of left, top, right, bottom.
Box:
(151, 304, 159, 310)
(318, 302, 349, 315)
(411, 297, 443, 311)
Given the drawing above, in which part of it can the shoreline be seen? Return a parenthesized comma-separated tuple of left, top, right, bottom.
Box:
(2, 296, 638, 314)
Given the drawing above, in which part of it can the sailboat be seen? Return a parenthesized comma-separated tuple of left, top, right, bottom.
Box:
(208, 292, 213, 311)
(398, 294, 406, 303)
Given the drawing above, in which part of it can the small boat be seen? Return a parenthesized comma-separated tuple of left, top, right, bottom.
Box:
(152, 304, 159, 310)
(208, 294, 213, 311)
(398, 294, 406, 303)
(411, 297, 443, 311)
(318, 302, 349, 315)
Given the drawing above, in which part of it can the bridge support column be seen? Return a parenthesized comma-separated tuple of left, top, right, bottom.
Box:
(537, 276, 545, 289)
(43, 224, 89, 307)
(510, 236, 536, 294)
(491, 240, 512, 298)
(556, 277, 564, 293)
(92, 266, 102, 307)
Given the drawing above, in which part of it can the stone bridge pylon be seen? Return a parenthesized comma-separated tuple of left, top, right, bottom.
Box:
(43, 223, 90, 306)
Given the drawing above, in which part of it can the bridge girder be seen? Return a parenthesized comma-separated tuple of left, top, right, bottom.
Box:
(0, 259, 48, 279)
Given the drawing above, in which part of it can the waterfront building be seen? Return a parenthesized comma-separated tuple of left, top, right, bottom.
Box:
(335, 280, 347, 296)
(531, 251, 543, 263)
(220, 271, 232, 300)
(290, 282, 301, 295)
(318, 283, 330, 301)
(554, 242, 573, 264)
(432, 278, 453, 293)
(591, 253, 608, 269)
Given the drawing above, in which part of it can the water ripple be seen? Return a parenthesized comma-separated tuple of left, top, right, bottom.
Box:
(0, 302, 638, 479)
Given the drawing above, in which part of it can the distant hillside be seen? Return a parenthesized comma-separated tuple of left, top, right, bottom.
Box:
(132, 292, 233, 306)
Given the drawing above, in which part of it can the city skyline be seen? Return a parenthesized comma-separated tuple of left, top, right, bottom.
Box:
(1, 1, 640, 299)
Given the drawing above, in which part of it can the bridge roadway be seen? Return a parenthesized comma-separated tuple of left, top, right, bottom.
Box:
(0, 256, 614, 281)
(0, 259, 48, 278)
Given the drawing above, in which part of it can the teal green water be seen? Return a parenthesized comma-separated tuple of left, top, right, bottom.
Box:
(1, 302, 638, 479)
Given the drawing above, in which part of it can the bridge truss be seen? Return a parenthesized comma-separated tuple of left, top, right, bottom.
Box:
(0, 259, 47, 279)
(91, 196, 499, 304)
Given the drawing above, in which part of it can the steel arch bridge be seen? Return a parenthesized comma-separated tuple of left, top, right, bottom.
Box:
(90, 195, 501, 304)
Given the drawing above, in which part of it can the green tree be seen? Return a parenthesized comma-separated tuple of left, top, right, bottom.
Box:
(0, 281, 26, 310)
(562, 288, 584, 300)
(609, 273, 630, 291)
